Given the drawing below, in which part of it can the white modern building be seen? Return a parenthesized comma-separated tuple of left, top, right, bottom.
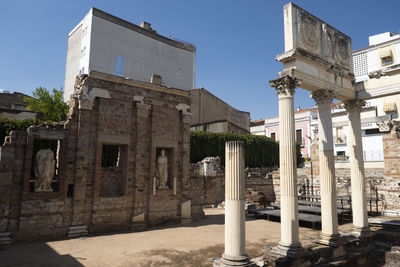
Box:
(64, 8, 196, 101)
(353, 31, 400, 117)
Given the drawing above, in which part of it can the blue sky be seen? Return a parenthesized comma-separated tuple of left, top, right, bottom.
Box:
(1, 0, 399, 120)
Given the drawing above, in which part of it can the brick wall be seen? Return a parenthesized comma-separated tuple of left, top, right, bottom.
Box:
(0, 71, 196, 242)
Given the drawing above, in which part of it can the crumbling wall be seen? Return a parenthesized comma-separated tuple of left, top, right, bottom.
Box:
(0, 71, 194, 242)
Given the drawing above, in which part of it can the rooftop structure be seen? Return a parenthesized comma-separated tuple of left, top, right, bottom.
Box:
(64, 7, 196, 101)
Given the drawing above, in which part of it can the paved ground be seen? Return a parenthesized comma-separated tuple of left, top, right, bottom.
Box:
(0, 208, 353, 267)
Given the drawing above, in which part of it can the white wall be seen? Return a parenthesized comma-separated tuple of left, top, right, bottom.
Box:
(64, 12, 92, 101)
(64, 9, 196, 101)
(89, 15, 195, 90)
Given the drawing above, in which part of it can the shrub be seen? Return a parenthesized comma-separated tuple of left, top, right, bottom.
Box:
(190, 131, 303, 168)
(0, 118, 40, 145)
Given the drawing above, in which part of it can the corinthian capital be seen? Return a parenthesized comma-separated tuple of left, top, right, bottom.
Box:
(311, 90, 337, 105)
(269, 76, 300, 97)
(344, 99, 365, 113)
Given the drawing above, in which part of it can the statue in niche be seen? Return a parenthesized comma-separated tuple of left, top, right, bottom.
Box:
(156, 149, 169, 189)
(34, 149, 55, 192)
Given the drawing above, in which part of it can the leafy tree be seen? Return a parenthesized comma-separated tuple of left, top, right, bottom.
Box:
(24, 87, 69, 122)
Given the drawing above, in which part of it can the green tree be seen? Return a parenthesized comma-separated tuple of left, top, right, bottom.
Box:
(24, 87, 69, 122)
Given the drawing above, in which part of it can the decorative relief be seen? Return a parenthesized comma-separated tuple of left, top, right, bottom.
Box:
(34, 149, 55, 192)
(311, 90, 337, 105)
(322, 23, 334, 59)
(298, 10, 319, 52)
(334, 33, 350, 67)
(269, 76, 300, 97)
(176, 103, 192, 124)
(343, 100, 365, 114)
(175, 103, 191, 116)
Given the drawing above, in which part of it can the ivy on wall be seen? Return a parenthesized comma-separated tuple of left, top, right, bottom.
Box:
(190, 131, 303, 167)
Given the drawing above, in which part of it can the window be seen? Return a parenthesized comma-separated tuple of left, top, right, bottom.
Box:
(101, 145, 120, 167)
(270, 132, 276, 142)
(114, 56, 125, 77)
(352, 52, 368, 77)
(337, 151, 345, 156)
(380, 46, 394, 66)
(335, 127, 346, 144)
(365, 128, 380, 135)
(296, 129, 303, 145)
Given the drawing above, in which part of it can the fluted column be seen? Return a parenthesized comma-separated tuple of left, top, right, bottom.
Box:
(344, 100, 370, 237)
(311, 90, 340, 246)
(217, 141, 252, 266)
(270, 76, 302, 257)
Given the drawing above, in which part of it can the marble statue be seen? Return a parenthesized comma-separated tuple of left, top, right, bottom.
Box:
(156, 149, 169, 189)
(34, 149, 55, 192)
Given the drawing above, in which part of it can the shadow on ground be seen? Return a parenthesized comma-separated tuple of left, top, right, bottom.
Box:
(131, 241, 275, 267)
(0, 242, 83, 267)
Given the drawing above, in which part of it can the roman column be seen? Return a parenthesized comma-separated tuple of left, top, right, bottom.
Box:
(311, 90, 340, 246)
(269, 76, 302, 257)
(344, 100, 370, 237)
(217, 141, 251, 266)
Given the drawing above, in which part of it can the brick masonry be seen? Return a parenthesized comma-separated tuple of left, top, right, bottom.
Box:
(0, 71, 197, 242)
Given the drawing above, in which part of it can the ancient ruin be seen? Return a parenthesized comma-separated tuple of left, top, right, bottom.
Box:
(0, 70, 198, 242)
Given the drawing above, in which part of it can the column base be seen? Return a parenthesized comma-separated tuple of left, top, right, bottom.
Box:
(214, 253, 255, 267)
(317, 233, 344, 247)
(351, 226, 373, 239)
(271, 241, 304, 258)
(0, 232, 12, 245)
(317, 233, 346, 258)
(181, 218, 193, 224)
(67, 225, 88, 238)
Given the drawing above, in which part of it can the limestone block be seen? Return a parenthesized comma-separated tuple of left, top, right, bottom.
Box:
(181, 200, 192, 224)
(132, 212, 145, 223)
(67, 225, 88, 238)
(199, 157, 220, 177)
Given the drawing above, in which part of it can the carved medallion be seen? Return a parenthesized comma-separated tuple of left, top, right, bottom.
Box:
(335, 34, 350, 66)
(298, 10, 319, 52)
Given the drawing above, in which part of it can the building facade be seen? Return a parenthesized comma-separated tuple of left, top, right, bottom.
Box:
(251, 108, 316, 158)
(190, 88, 250, 134)
(0, 71, 200, 243)
(64, 8, 196, 101)
(0, 91, 38, 121)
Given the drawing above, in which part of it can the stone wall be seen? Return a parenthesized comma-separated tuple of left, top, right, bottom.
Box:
(0, 71, 198, 242)
(189, 159, 276, 208)
(382, 122, 400, 213)
(306, 123, 400, 216)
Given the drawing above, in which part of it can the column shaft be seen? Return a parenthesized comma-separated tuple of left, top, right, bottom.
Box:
(345, 101, 369, 236)
(312, 90, 339, 244)
(269, 76, 302, 257)
(278, 93, 300, 247)
(220, 141, 249, 266)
